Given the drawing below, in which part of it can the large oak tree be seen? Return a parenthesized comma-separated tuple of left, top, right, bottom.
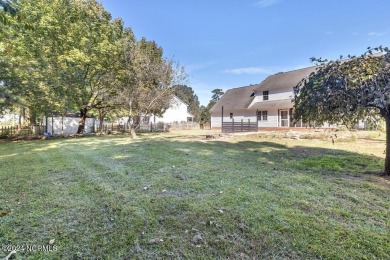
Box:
(1, 0, 187, 135)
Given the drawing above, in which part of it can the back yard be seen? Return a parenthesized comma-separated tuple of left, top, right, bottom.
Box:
(0, 131, 389, 259)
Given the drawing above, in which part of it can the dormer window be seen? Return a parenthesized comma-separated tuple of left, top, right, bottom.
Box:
(263, 91, 269, 101)
(250, 90, 255, 97)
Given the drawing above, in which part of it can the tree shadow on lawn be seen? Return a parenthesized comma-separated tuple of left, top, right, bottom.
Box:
(202, 140, 385, 177)
(2, 136, 386, 183)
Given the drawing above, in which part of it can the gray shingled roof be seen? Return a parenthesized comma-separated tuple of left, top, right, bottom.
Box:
(210, 66, 318, 112)
(248, 99, 292, 109)
(255, 66, 317, 91)
(209, 84, 259, 113)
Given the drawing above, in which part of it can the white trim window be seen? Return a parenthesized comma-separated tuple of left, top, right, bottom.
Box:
(263, 91, 269, 101)
(257, 111, 267, 121)
(262, 111, 267, 121)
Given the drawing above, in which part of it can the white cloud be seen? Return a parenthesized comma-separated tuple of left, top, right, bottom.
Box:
(255, 0, 281, 8)
(224, 67, 272, 75)
(368, 32, 386, 37)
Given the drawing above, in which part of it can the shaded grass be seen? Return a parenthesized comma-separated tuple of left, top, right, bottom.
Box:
(0, 133, 389, 259)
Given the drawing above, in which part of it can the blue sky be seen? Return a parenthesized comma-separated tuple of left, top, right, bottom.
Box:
(99, 0, 390, 106)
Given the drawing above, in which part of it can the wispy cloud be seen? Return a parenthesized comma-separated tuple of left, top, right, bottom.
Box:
(223, 67, 272, 75)
(255, 0, 281, 8)
(368, 32, 386, 37)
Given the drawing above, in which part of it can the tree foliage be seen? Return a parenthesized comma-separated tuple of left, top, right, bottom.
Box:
(211, 88, 224, 103)
(115, 33, 183, 136)
(2, 0, 121, 124)
(294, 46, 390, 175)
(200, 105, 210, 124)
(0, 0, 187, 134)
(200, 88, 224, 124)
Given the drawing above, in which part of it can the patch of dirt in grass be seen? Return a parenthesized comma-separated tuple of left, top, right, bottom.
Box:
(324, 172, 390, 190)
(363, 172, 390, 189)
(375, 176, 390, 188)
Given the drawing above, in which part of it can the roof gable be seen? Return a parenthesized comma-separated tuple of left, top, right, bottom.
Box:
(255, 66, 317, 92)
(210, 84, 259, 113)
(210, 66, 318, 113)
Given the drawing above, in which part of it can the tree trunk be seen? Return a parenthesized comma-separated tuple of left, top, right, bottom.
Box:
(77, 108, 88, 134)
(130, 127, 137, 138)
(130, 116, 140, 138)
(98, 111, 105, 133)
(128, 115, 140, 138)
(385, 115, 390, 176)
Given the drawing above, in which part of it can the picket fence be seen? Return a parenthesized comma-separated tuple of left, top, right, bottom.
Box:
(0, 125, 44, 138)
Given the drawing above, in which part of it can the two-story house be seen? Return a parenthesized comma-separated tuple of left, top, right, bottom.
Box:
(210, 66, 319, 130)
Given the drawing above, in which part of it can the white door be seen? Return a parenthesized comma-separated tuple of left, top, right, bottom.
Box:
(279, 110, 289, 127)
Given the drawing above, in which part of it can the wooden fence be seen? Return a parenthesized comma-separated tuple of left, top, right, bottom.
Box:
(98, 122, 200, 133)
(0, 125, 44, 138)
(222, 119, 258, 133)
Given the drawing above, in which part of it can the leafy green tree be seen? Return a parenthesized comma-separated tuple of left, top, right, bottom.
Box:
(211, 88, 224, 102)
(116, 33, 186, 137)
(294, 46, 390, 175)
(1, 0, 186, 135)
(51, 0, 124, 133)
(200, 89, 224, 124)
(1, 0, 124, 130)
(199, 105, 210, 124)
(172, 85, 200, 121)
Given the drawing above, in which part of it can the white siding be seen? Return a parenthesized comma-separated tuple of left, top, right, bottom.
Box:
(46, 117, 95, 134)
(154, 96, 193, 123)
(211, 113, 222, 129)
(212, 108, 338, 129)
(257, 108, 279, 127)
(211, 87, 338, 129)
(211, 110, 257, 128)
(258, 87, 293, 101)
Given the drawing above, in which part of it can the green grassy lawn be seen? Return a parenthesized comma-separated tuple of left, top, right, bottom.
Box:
(0, 131, 389, 259)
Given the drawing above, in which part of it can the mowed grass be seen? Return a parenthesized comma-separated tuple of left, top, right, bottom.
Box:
(0, 131, 389, 259)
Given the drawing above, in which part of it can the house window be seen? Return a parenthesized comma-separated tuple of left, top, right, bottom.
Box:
(257, 111, 267, 121)
(263, 91, 269, 101)
(289, 108, 294, 126)
(262, 111, 268, 121)
(230, 113, 233, 119)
